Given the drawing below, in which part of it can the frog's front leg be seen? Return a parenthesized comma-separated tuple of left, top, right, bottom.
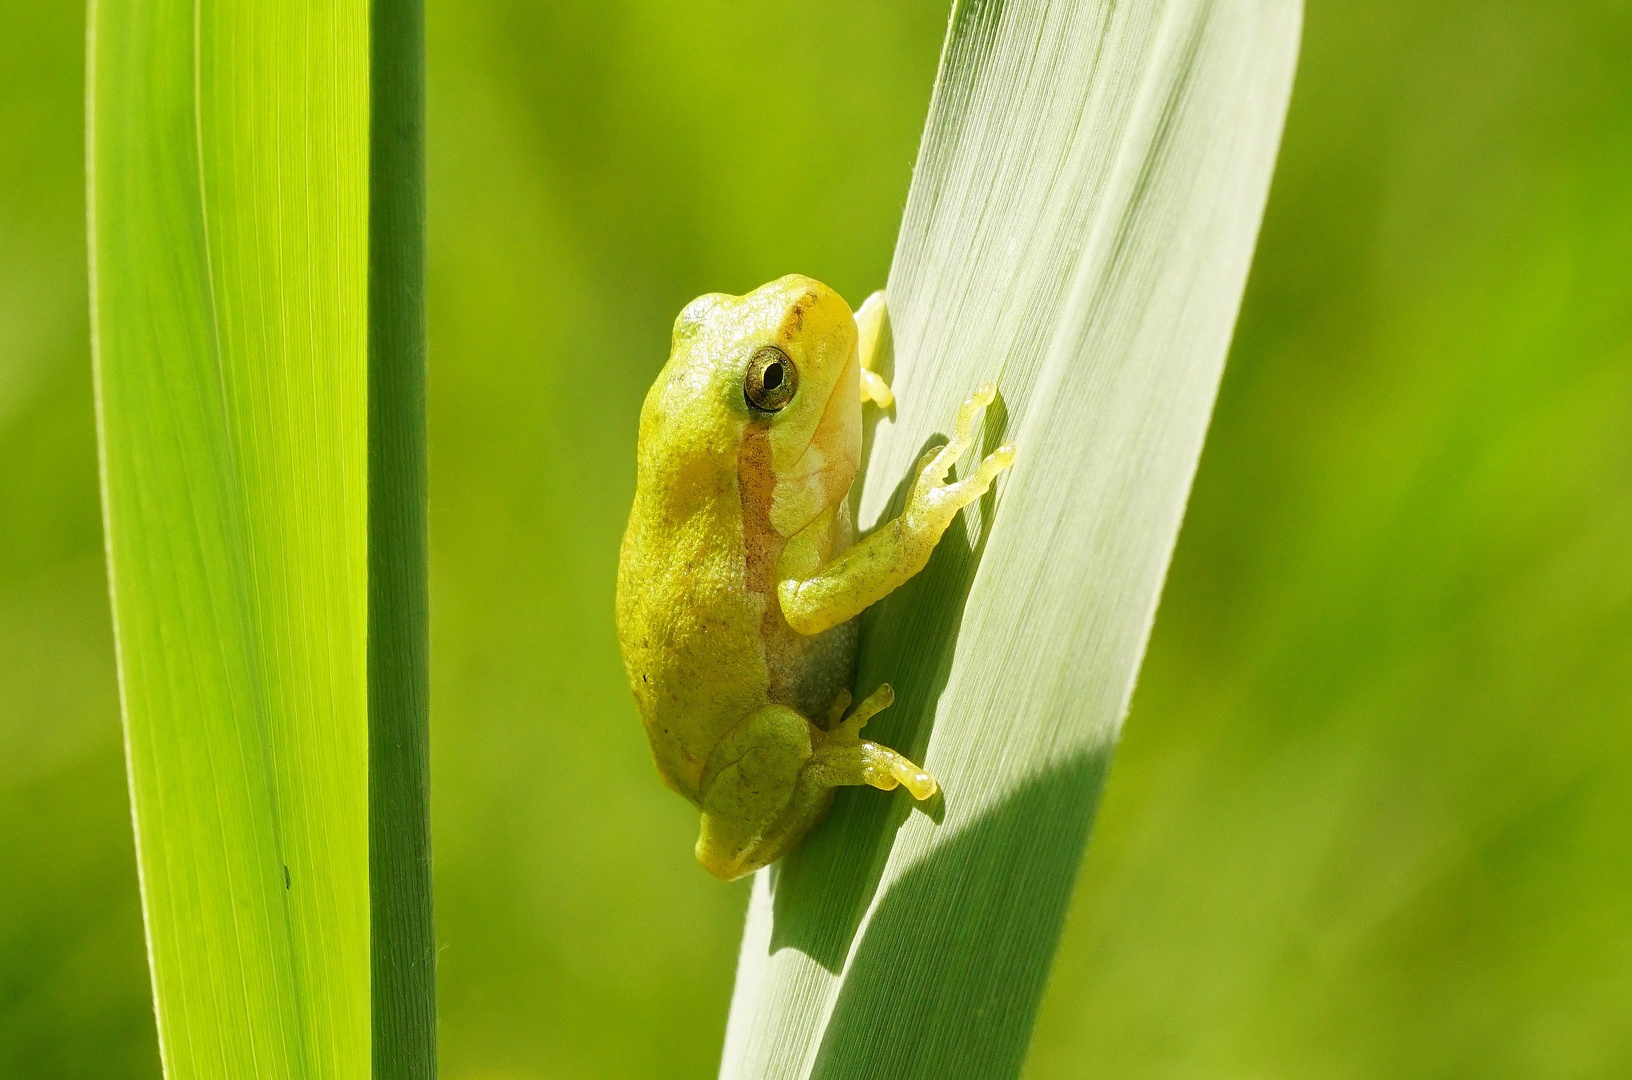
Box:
(695, 686, 934, 881)
(777, 383, 1016, 636)
(854, 291, 894, 408)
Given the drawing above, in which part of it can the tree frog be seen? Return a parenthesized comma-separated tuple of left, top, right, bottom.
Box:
(615, 275, 1015, 881)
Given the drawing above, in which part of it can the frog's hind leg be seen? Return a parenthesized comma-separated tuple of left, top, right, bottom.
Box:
(695, 704, 815, 881)
(723, 685, 935, 878)
(807, 684, 937, 800)
(694, 687, 936, 881)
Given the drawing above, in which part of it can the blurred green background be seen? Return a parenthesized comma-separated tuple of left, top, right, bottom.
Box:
(2, 0, 1627, 1077)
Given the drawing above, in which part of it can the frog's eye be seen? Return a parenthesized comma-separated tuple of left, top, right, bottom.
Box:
(744, 346, 797, 412)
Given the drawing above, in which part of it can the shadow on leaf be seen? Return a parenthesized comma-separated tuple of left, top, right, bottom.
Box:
(767, 386, 1015, 974)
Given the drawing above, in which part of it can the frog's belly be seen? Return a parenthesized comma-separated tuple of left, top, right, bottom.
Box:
(762, 604, 857, 722)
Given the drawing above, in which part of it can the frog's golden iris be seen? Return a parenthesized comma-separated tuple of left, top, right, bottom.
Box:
(615, 275, 1015, 880)
(744, 345, 796, 412)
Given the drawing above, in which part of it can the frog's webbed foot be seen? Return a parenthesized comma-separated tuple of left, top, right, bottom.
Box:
(903, 383, 1016, 537)
(854, 291, 894, 409)
(808, 684, 937, 800)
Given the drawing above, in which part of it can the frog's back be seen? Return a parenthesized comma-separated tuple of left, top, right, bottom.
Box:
(617, 473, 769, 803)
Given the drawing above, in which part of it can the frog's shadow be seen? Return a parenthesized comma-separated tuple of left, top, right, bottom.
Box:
(765, 389, 1011, 974)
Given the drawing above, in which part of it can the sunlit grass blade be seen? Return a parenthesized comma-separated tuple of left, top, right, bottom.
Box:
(719, 2, 1301, 1078)
(87, 0, 429, 1076)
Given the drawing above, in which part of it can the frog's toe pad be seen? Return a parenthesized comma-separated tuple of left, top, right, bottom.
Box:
(858, 741, 937, 800)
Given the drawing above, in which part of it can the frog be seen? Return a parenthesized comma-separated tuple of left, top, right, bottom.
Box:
(615, 274, 1015, 881)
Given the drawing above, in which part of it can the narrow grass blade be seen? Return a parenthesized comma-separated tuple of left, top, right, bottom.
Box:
(87, 0, 430, 1075)
(368, 0, 436, 1075)
(719, 2, 1300, 1078)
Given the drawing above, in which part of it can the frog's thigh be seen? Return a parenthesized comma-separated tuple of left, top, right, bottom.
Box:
(696, 705, 813, 876)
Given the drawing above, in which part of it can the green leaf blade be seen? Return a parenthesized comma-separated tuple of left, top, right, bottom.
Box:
(720, 3, 1301, 1077)
(89, 0, 376, 1076)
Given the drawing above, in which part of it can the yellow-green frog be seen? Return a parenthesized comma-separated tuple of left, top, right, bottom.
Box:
(616, 275, 1014, 880)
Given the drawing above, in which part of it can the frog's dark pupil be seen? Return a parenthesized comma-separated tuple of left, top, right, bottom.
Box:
(763, 363, 783, 389)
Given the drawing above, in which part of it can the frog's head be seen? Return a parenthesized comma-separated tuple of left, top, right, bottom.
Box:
(653, 275, 861, 537)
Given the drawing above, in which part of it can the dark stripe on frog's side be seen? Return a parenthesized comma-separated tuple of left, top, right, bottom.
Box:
(736, 421, 785, 670)
(737, 289, 810, 649)
(737, 419, 857, 726)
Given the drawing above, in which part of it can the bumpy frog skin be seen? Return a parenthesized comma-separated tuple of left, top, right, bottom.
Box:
(615, 275, 1015, 881)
